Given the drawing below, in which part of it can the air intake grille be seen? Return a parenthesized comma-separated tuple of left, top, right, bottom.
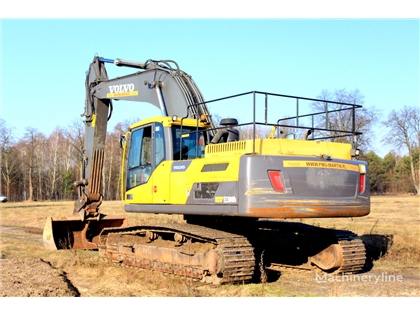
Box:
(201, 163, 229, 172)
(206, 140, 247, 153)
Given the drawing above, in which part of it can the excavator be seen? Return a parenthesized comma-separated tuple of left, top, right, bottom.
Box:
(43, 56, 370, 284)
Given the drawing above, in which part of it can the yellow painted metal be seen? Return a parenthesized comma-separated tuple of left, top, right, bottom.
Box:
(91, 114, 97, 127)
(205, 138, 352, 160)
(151, 162, 172, 204)
(120, 133, 128, 201)
(129, 116, 207, 130)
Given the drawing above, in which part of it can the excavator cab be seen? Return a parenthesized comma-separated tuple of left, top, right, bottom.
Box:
(121, 116, 210, 202)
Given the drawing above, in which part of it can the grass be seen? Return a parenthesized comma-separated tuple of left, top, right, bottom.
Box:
(299, 195, 420, 271)
(1, 195, 419, 297)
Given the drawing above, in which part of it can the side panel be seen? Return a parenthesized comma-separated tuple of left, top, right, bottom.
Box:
(166, 157, 241, 205)
(151, 161, 172, 203)
(125, 156, 242, 215)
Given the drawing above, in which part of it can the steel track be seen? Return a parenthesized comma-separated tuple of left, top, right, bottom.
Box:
(98, 223, 255, 284)
(333, 232, 366, 274)
(257, 221, 367, 275)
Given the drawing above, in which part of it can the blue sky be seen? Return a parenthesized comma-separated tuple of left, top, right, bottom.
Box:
(1, 18, 419, 157)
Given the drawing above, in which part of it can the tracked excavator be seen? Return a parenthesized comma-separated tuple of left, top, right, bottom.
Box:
(43, 56, 370, 284)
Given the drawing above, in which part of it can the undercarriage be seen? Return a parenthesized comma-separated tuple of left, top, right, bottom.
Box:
(97, 219, 366, 284)
(98, 223, 255, 284)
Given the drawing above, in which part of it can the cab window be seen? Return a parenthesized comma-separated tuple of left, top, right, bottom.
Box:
(172, 126, 206, 160)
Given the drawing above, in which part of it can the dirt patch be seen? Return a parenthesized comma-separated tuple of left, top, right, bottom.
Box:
(0, 256, 79, 297)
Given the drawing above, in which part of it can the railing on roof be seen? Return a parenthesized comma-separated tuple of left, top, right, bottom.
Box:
(182, 91, 363, 154)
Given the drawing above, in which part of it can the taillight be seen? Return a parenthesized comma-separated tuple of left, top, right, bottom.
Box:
(268, 170, 285, 192)
(358, 164, 366, 194)
(359, 174, 365, 194)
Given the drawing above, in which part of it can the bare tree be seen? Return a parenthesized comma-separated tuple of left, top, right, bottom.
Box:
(22, 127, 42, 201)
(1, 119, 20, 199)
(63, 119, 85, 179)
(382, 106, 420, 194)
(1, 146, 21, 200)
(0, 119, 13, 148)
(311, 89, 380, 152)
(44, 127, 63, 200)
(35, 134, 47, 200)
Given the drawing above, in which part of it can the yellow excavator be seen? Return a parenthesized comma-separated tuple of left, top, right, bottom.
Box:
(43, 56, 370, 284)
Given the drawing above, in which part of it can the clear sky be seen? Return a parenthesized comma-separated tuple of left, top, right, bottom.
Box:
(1, 16, 419, 157)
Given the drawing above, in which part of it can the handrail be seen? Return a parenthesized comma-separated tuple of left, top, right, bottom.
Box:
(181, 91, 363, 152)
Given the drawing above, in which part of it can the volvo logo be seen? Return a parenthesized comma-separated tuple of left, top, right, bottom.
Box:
(172, 161, 191, 172)
(109, 84, 135, 93)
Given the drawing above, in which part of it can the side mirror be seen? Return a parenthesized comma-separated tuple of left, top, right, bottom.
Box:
(119, 134, 127, 149)
(350, 148, 360, 158)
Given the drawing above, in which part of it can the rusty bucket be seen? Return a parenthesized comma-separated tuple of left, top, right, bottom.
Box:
(43, 214, 127, 250)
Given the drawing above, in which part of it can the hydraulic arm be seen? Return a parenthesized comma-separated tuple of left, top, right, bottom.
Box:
(75, 56, 216, 220)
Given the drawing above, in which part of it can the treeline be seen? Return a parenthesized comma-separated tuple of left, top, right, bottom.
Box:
(362, 151, 419, 194)
(0, 119, 134, 202)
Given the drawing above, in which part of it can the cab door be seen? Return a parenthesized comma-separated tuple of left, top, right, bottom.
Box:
(125, 123, 154, 203)
(151, 123, 172, 204)
(125, 122, 170, 204)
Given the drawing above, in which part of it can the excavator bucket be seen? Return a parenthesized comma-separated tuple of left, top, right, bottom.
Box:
(43, 214, 127, 250)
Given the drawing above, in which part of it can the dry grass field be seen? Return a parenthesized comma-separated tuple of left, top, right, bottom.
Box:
(1, 195, 419, 299)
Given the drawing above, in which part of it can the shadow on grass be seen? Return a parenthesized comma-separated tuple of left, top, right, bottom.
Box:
(361, 234, 393, 271)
